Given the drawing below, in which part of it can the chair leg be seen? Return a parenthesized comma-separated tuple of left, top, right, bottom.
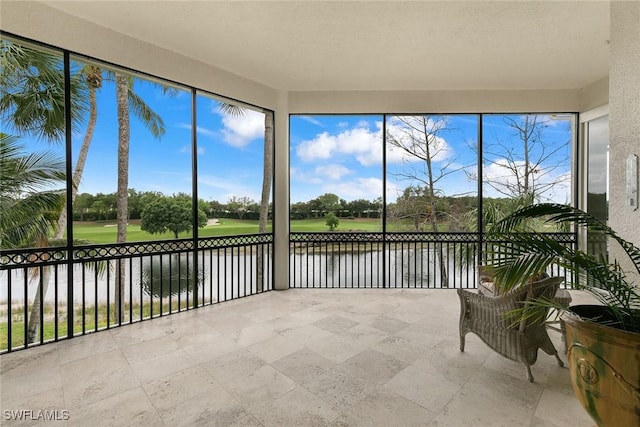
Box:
(526, 365, 534, 382)
(460, 334, 465, 352)
(554, 353, 565, 367)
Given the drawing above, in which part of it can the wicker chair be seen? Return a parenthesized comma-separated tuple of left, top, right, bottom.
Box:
(457, 276, 566, 382)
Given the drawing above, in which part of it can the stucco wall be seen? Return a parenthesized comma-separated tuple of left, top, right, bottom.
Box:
(288, 89, 583, 114)
(609, 1, 640, 250)
(0, 1, 277, 109)
(580, 77, 609, 112)
(4, 1, 608, 116)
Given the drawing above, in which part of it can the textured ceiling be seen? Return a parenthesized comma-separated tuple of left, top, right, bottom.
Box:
(41, 1, 611, 91)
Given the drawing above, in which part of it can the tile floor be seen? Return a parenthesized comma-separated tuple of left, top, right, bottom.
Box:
(1, 289, 596, 426)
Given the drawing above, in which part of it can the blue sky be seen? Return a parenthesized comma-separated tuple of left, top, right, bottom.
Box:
(63, 66, 268, 204)
(291, 114, 572, 204)
(17, 57, 572, 207)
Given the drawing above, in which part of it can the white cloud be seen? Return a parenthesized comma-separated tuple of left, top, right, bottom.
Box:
(179, 145, 205, 155)
(291, 167, 323, 184)
(315, 164, 353, 180)
(195, 126, 218, 139)
(220, 109, 264, 148)
(198, 174, 260, 201)
(177, 122, 218, 140)
(321, 177, 383, 201)
(296, 124, 383, 166)
(483, 159, 571, 203)
(385, 116, 453, 164)
(298, 116, 325, 127)
(297, 132, 337, 161)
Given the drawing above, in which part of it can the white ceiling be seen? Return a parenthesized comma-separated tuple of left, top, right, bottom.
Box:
(41, 0, 611, 92)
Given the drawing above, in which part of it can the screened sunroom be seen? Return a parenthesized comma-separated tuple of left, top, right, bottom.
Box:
(1, 1, 637, 426)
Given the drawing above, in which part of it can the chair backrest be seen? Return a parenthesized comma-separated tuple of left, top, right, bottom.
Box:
(511, 276, 564, 331)
(477, 264, 552, 296)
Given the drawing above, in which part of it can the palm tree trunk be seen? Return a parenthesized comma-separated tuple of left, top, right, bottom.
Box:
(115, 73, 130, 323)
(26, 235, 51, 343)
(26, 266, 51, 344)
(256, 111, 273, 292)
(54, 85, 98, 239)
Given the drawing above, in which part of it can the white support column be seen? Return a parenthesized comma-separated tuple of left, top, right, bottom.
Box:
(273, 90, 290, 290)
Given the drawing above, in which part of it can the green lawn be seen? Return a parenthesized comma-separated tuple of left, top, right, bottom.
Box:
(0, 301, 191, 351)
(290, 218, 381, 232)
(71, 217, 382, 244)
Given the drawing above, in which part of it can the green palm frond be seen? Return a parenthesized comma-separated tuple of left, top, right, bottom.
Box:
(487, 203, 640, 332)
(127, 87, 166, 138)
(1, 40, 88, 141)
(219, 102, 246, 117)
(1, 134, 65, 248)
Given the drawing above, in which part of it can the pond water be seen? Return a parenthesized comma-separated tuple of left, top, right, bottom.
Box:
(1, 249, 475, 306)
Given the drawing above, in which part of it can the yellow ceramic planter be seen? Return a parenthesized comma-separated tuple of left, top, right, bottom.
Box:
(562, 306, 640, 427)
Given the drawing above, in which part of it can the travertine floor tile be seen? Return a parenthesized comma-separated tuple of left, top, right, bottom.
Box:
(384, 365, 461, 413)
(251, 387, 339, 427)
(0, 289, 595, 427)
(302, 366, 378, 412)
(69, 387, 161, 427)
(337, 387, 436, 427)
(271, 348, 335, 385)
(534, 389, 595, 427)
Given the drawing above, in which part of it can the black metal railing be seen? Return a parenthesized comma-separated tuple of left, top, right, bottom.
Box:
(0, 234, 272, 353)
(2, 230, 577, 353)
(290, 232, 577, 289)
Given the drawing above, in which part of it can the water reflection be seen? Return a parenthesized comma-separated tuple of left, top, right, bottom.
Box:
(140, 253, 201, 298)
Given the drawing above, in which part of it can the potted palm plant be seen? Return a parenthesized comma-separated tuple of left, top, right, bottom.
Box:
(486, 203, 639, 427)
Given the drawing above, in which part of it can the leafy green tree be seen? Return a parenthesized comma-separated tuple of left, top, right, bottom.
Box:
(291, 201, 311, 219)
(227, 196, 255, 219)
(73, 192, 94, 221)
(325, 211, 339, 231)
(309, 193, 340, 217)
(141, 197, 207, 239)
(346, 199, 370, 218)
(208, 200, 225, 217)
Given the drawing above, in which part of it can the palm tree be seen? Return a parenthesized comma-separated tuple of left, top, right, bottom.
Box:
(487, 203, 639, 332)
(1, 41, 96, 342)
(53, 65, 103, 239)
(114, 71, 166, 322)
(1, 133, 66, 342)
(258, 110, 273, 292)
(259, 110, 274, 235)
(0, 41, 88, 142)
(217, 103, 273, 291)
(0, 134, 65, 248)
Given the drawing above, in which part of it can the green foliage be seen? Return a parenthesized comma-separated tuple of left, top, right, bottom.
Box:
(0, 40, 88, 141)
(325, 212, 339, 231)
(0, 134, 65, 248)
(140, 196, 207, 238)
(488, 203, 640, 332)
